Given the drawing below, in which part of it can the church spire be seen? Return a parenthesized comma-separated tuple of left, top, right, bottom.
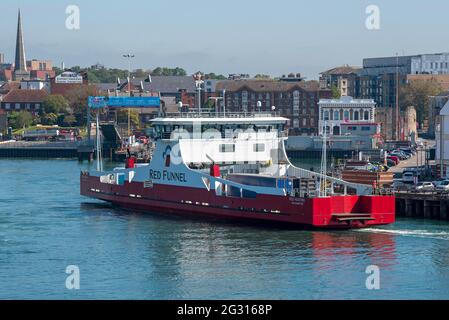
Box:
(14, 9, 29, 80)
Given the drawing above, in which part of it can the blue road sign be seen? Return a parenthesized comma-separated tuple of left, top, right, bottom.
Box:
(88, 96, 161, 108)
(88, 96, 107, 109)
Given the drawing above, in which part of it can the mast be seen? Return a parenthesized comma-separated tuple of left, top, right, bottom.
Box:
(96, 111, 103, 172)
(319, 121, 327, 197)
(395, 53, 400, 141)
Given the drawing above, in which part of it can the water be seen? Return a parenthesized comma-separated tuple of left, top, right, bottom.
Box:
(1, 159, 449, 299)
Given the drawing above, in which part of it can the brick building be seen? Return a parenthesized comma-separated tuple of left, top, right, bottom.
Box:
(215, 80, 332, 136)
(319, 65, 361, 97)
(0, 89, 48, 114)
(49, 71, 90, 98)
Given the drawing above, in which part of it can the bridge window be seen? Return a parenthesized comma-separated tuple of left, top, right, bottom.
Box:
(253, 143, 265, 152)
(219, 144, 235, 153)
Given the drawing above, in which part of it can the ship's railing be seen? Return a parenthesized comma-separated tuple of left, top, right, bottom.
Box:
(285, 165, 373, 196)
(163, 111, 281, 119)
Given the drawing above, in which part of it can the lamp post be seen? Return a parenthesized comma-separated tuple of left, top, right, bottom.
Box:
(193, 72, 204, 114)
(208, 97, 223, 115)
(123, 54, 135, 137)
(222, 89, 226, 116)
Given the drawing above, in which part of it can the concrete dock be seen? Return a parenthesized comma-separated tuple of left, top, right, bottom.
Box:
(395, 192, 449, 220)
(0, 141, 94, 160)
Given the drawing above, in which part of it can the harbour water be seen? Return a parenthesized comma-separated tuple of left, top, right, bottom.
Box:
(1, 159, 449, 299)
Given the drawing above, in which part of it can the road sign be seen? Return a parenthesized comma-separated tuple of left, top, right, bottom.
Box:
(88, 96, 160, 109)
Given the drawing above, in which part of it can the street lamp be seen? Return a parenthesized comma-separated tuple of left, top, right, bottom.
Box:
(193, 72, 204, 114)
(208, 97, 223, 115)
(123, 54, 135, 137)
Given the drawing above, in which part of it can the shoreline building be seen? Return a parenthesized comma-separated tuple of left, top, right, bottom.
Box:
(436, 100, 449, 177)
(318, 96, 376, 136)
(319, 65, 361, 97)
(215, 79, 331, 136)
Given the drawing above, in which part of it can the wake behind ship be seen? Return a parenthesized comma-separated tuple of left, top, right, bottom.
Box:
(80, 112, 395, 229)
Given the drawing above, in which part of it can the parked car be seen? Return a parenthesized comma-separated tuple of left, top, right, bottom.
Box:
(433, 178, 447, 188)
(399, 148, 415, 156)
(390, 151, 408, 160)
(436, 180, 449, 192)
(387, 156, 400, 165)
(414, 182, 435, 192)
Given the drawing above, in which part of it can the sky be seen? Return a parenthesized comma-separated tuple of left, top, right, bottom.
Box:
(1, 0, 449, 80)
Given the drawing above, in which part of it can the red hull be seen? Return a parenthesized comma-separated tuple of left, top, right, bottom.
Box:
(80, 173, 395, 229)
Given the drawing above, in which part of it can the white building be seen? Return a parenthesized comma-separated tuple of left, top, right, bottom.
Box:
(318, 96, 376, 136)
(411, 53, 449, 75)
(436, 100, 449, 177)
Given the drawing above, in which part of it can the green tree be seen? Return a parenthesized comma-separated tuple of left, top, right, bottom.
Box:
(400, 79, 443, 126)
(116, 109, 140, 128)
(205, 73, 227, 80)
(62, 114, 77, 126)
(65, 85, 99, 126)
(8, 111, 33, 129)
(151, 67, 187, 76)
(41, 113, 59, 125)
(330, 85, 341, 99)
(254, 74, 271, 79)
(42, 95, 69, 115)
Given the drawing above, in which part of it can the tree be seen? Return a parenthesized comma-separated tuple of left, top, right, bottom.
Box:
(116, 109, 140, 128)
(132, 69, 148, 78)
(8, 111, 33, 129)
(254, 74, 271, 79)
(400, 79, 442, 126)
(150, 67, 187, 76)
(41, 113, 59, 125)
(42, 95, 69, 115)
(330, 85, 341, 99)
(205, 73, 227, 80)
(65, 85, 99, 126)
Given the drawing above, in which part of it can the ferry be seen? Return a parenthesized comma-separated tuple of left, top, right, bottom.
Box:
(80, 112, 395, 229)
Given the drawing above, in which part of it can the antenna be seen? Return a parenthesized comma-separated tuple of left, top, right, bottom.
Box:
(96, 110, 103, 172)
(319, 121, 327, 197)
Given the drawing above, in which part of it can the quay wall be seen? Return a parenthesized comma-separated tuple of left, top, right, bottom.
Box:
(395, 192, 449, 221)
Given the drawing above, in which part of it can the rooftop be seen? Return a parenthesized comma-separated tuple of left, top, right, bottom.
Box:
(320, 65, 361, 75)
(215, 80, 323, 92)
(318, 96, 375, 105)
(119, 76, 196, 93)
(2, 89, 48, 103)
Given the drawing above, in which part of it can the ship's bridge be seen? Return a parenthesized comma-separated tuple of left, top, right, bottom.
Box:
(150, 112, 289, 166)
(150, 112, 288, 141)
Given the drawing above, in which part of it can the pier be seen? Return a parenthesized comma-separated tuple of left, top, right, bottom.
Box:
(0, 141, 94, 160)
(395, 192, 449, 220)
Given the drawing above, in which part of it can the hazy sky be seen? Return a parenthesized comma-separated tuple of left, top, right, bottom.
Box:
(1, 0, 448, 79)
